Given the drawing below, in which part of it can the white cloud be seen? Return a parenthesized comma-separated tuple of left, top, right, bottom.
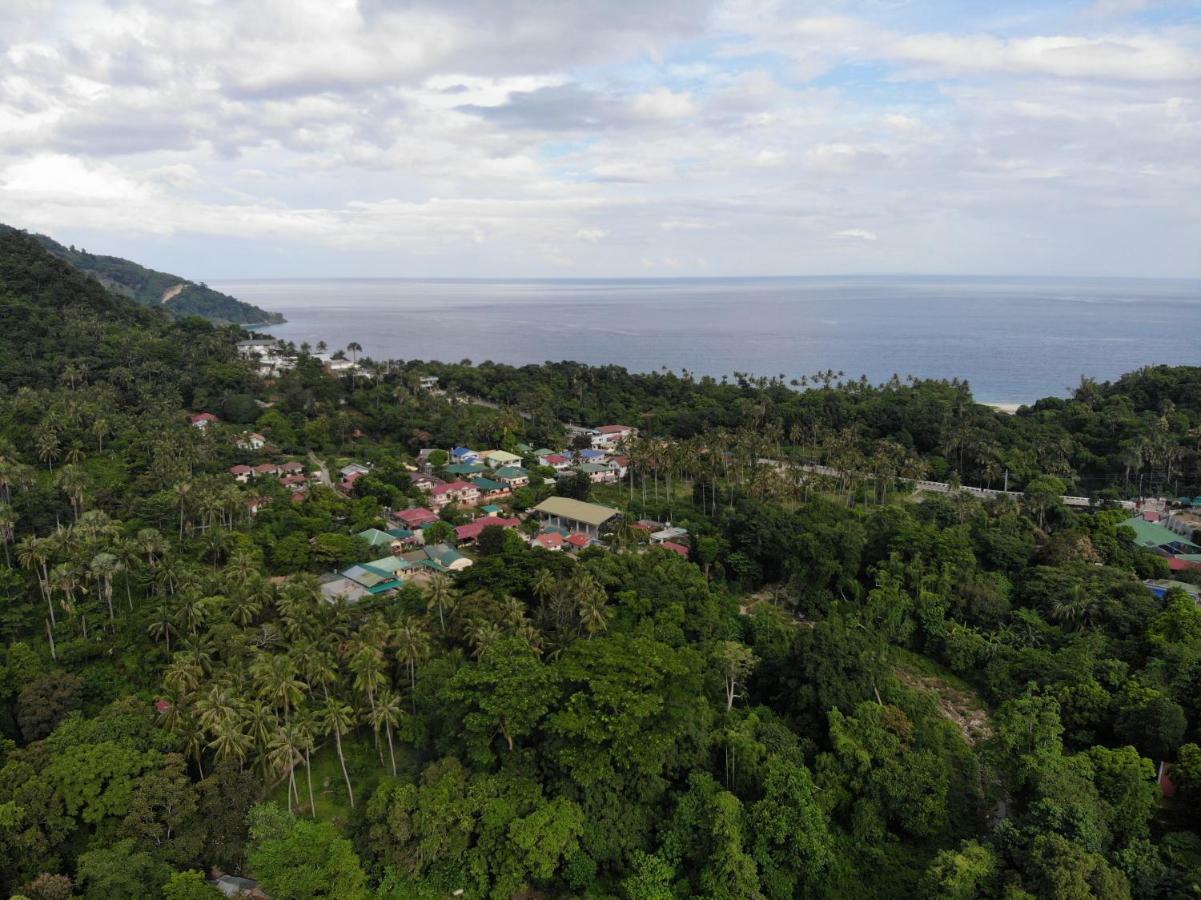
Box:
(575, 226, 608, 242)
(832, 228, 879, 241)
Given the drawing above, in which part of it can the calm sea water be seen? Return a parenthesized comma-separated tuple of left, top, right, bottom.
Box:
(211, 276, 1201, 405)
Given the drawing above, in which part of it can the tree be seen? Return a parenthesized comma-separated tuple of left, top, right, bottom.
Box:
(161, 870, 222, 899)
(444, 637, 558, 761)
(714, 641, 757, 712)
(320, 698, 357, 809)
(76, 838, 171, 900)
(248, 807, 369, 899)
(17, 672, 83, 741)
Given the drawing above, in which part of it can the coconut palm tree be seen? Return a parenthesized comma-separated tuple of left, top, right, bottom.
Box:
(209, 719, 253, 770)
(425, 574, 454, 632)
(89, 552, 121, 622)
(147, 602, 177, 652)
(17, 535, 54, 627)
(319, 697, 357, 808)
(370, 688, 403, 776)
(0, 503, 14, 567)
(394, 616, 430, 713)
(268, 723, 304, 814)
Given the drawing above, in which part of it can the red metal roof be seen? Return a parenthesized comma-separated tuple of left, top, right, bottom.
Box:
(190, 412, 219, 424)
(396, 507, 439, 527)
(455, 517, 521, 541)
(660, 541, 689, 558)
(536, 532, 564, 548)
(567, 533, 591, 548)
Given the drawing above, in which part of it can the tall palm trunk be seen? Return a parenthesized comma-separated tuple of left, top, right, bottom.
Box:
(333, 725, 355, 808)
(385, 722, 397, 777)
(305, 749, 316, 819)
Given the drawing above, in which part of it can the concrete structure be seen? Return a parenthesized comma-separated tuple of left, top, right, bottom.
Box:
(532, 496, 621, 537)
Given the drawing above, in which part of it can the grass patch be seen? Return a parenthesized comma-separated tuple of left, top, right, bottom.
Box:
(266, 731, 414, 826)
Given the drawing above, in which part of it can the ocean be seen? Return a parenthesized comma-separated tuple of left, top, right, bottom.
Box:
(210, 276, 1201, 405)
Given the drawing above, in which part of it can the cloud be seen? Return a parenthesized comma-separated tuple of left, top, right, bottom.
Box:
(0, 0, 1196, 277)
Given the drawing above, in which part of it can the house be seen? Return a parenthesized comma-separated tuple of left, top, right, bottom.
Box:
(535, 531, 565, 551)
(236, 339, 277, 359)
(279, 461, 305, 475)
(229, 464, 252, 483)
(578, 448, 606, 462)
(190, 412, 219, 429)
(480, 504, 503, 516)
(480, 449, 523, 469)
(544, 453, 572, 471)
(650, 525, 689, 544)
(401, 543, 472, 573)
(340, 559, 409, 595)
(493, 466, 530, 487)
(471, 477, 510, 500)
(418, 375, 439, 391)
(443, 462, 488, 478)
(451, 447, 480, 463)
(210, 874, 270, 899)
(566, 532, 593, 552)
(409, 472, 445, 492)
(1121, 516, 1201, 570)
(340, 470, 366, 493)
(607, 456, 630, 478)
(591, 424, 635, 449)
(532, 496, 621, 537)
(252, 463, 280, 478)
(1144, 579, 1201, 602)
(340, 463, 371, 478)
(319, 576, 370, 604)
(358, 528, 402, 551)
(430, 481, 480, 508)
(576, 462, 618, 484)
(236, 432, 266, 451)
(533, 448, 556, 463)
(455, 517, 521, 543)
(281, 474, 308, 491)
(659, 541, 690, 558)
(395, 507, 440, 528)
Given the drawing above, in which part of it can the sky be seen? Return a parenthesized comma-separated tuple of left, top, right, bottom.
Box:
(0, 0, 1199, 279)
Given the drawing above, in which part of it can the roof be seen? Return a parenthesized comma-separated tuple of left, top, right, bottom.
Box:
(546, 454, 570, 464)
(386, 528, 415, 540)
(596, 424, 632, 434)
(456, 517, 521, 541)
(577, 463, 610, 474)
(534, 448, 555, 457)
(494, 466, 528, 479)
(482, 449, 523, 464)
(253, 463, 278, 474)
(579, 449, 605, 458)
(532, 496, 621, 528)
(451, 446, 477, 457)
(1121, 516, 1201, 553)
(567, 532, 592, 548)
(481, 504, 503, 514)
(432, 481, 475, 496)
(536, 532, 564, 549)
(659, 541, 690, 558)
(364, 556, 413, 574)
(357, 528, 396, 547)
(340, 463, 369, 476)
(651, 526, 689, 542)
(279, 461, 304, 472)
(395, 507, 439, 527)
(473, 477, 507, 492)
(190, 412, 219, 424)
(230, 465, 252, 474)
(444, 463, 488, 476)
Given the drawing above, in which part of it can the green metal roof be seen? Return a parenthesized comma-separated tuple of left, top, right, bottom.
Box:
(494, 466, 528, 478)
(357, 528, 395, 547)
(1121, 516, 1201, 552)
(444, 463, 488, 476)
(473, 477, 507, 492)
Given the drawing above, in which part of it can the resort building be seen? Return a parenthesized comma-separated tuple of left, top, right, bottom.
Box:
(532, 496, 621, 538)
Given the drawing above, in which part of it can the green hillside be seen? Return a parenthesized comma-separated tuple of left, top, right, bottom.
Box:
(25, 227, 284, 326)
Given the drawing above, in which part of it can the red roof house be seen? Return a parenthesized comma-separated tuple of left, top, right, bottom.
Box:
(455, 517, 521, 542)
(230, 465, 252, 476)
(190, 412, 219, 428)
(660, 541, 689, 558)
(396, 507, 440, 528)
(567, 532, 592, 550)
(279, 461, 305, 474)
(535, 532, 564, 551)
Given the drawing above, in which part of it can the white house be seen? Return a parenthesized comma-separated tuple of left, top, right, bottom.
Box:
(236, 432, 266, 451)
(591, 424, 636, 449)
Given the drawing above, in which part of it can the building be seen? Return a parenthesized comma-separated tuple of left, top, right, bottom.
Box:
(535, 531, 565, 551)
(451, 447, 480, 463)
(401, 543, 472, 573)
(409, 472, 445, 492)
(340, 463, 371, 478)
(576, 462, 618, 484)
(229, 464, 252, 482)
(544, 453, 572, 471)
(279, 461, 305, 475)
(591, 424, 635, 449)
(418, 375, 439, 391)
(532, 496, 621, 537)
(566, 532, 593, 552)
(443, 462, 488, 478)
(236, 432, 266, 450)
(480, 449, 523, 468)
(430, 481, 480, 508)
(252, 463, 279, 477)
(190, 412, 219, 429)
(493, 466, 530, 487)
(1122, 515, 1201, 570)
(455, 517, 521, 543)
(394, 506, 440, 529)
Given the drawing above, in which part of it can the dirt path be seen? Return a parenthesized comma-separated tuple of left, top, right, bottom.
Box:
(894, 666, 993, 746)
(160, 283, 187, 304)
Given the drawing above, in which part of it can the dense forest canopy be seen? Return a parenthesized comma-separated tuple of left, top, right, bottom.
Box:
(3, 226, 1201, 899)
(11, 225, 284, 326)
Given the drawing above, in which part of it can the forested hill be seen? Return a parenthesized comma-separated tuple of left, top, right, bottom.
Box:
(14, 226, 284, 326)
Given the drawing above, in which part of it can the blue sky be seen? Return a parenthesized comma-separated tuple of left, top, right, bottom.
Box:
(0, 0, 1198, 278)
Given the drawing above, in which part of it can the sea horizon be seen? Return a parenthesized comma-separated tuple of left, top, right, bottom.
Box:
(211, 274, 1201, 407)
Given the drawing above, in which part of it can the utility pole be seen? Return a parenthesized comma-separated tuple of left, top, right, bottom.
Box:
(1003, 469, 1009, 492)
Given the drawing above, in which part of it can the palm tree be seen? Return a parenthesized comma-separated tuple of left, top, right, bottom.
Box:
(89, 552, 121, 622)
(17, 536, 54, 628)
(57, 465, 91, 522)
(0, 503, 14, 567)
(346, 341, 362, 365)
(268, 723, 304, 814)
(370, 688, 403, 776)
(425, 574, 453, 632)
(137, 528, 168, 566)
(255, 654, 306, 722)
(147, 602, 177, 652)
(294, 710, 319, 818)
(394, 617, 430, 713)
(319, 697, 357, 808)
(209, 720, 253, 770)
